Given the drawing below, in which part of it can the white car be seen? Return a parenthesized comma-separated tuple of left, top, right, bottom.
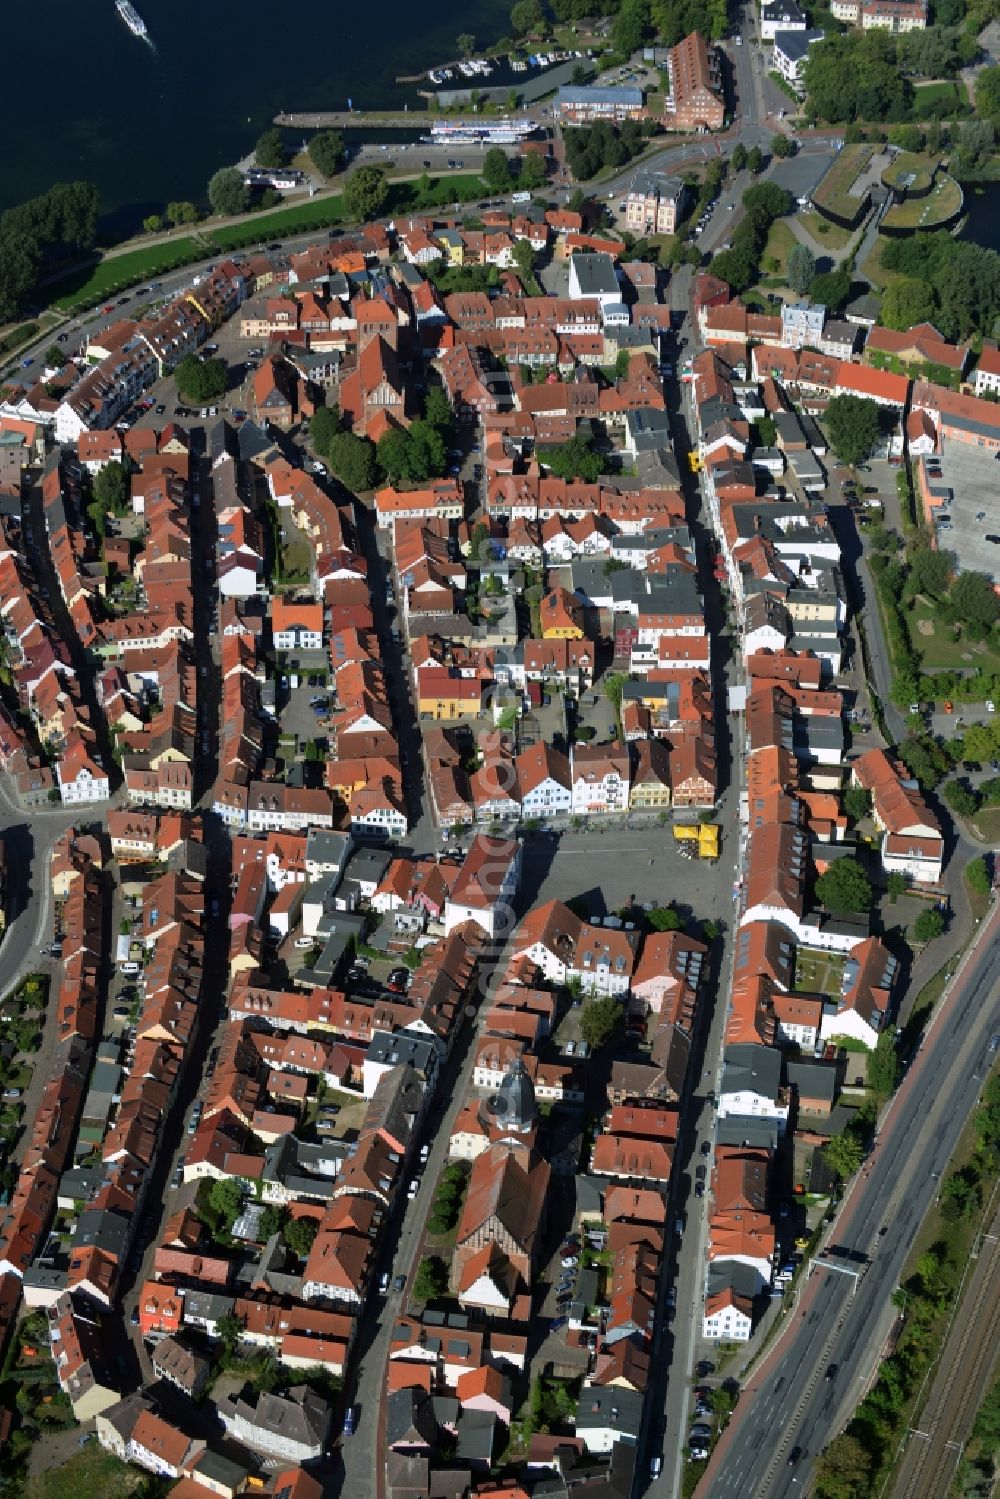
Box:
(561, 1255, 579, 1268)
(988, 701, 996, 713)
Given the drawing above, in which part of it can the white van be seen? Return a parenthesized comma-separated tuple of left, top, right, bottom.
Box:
(121, 962, 141, 977)
(512, 191, 532, 203)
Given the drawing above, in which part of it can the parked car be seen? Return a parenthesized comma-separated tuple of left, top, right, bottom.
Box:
(561, 1255, 579, 1268)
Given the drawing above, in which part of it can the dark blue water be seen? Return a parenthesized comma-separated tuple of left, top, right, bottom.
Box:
(959, 182, 1000, 253)
(2, 0, 512, 237)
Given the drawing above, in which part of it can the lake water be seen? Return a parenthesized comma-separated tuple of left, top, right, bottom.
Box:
(959, 181, 1000, 253)
(2, 0, 512, 237)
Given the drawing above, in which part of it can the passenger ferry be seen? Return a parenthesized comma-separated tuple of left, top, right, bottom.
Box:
(423, 118, 537, 146)
(115, 0, 148, 38)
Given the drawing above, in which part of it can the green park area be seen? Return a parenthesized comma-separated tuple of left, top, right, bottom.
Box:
(907, 596, 1000, 674)
(797, 210, 853, 250)
(912, 78, 968, 112)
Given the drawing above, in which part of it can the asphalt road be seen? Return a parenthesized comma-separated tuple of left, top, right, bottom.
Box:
(704, 898, 1000, 1498)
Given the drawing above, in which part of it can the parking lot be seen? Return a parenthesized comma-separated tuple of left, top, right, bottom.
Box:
(922, 442, 1000, 582)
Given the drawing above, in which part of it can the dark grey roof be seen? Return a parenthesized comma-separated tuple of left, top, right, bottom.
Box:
(772, 25, 823, 58)
(574, 1384, 644, 1438)
(456, 1408, 497, 1462)
(387, 1387, 439, 1449)
(570, 251, 620, 298)
(785, 1058, 838, 1104)
(722, 1042, 782, 1100)
(367, 1030, 441, 1071)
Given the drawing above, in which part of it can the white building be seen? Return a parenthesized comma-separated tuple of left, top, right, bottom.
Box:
(703, 1287, 754, 1342)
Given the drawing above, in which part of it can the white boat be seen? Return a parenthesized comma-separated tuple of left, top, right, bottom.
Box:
(115, 0, 148, 37)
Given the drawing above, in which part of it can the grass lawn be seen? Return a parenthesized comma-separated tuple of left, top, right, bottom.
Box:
(50, 237, 203, 310)
(860, 232, 893, 288)
(762, 219, 797, 277)
(793, 949, 845, 997)
(906, 598, 1000, 674)
(797, 210, 853, 251)
(913, 78, 968, 110)
(963, 863, 992, 921)
(25, 1448, 146, 1499)
(970, 805, 1000, 844)
(47, 169, 490, 311)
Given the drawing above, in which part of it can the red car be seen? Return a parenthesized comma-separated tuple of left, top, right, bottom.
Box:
(101, 303, 115, 313)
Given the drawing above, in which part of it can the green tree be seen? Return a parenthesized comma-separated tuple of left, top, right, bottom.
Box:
(142, 213, 163, 235)
(899, 733, 950, 791)
(815, 857, 872, 914)
(966, 856, 992, 898)
(217, 1310, 246, 1358)
(909, 543, 953, 598)
(581, 994, 624, 1051)
(520, 151, 548, 190)
(822, 1127, 865, 1180)
(814, 1433, 873, 1499)
(175, 354, 228, 403)
(457, 32, 476, 57)
(44, 343, 64, 370)
(942, 780, 979, 818)
(843, 785, 871, 822)
(327, 430, 377, 491)
(825, 393, 881, 466)
(423, 385, 453, 431)
(603, 670, 628, 722)
(913, 906, 946, 945)
(730, 142, 747, 172)
(869, 1026, 899, 1101)
(343, 166, 389, 223)
(513, 238, 536, 279)
(886, 871, 908, 899)
(771, 133, 791, 158)
(283, 1216, 318, 1258)
(787, 242, 817, 295)
(483, 147, 513, 193)
(977, 64, 1000, 121)
(308, 130, 346, 178)
(511, 0, 545, 33)
(949, 571, 1000, 631)
(809, 266, 853, 312)
(939, 1165, 981, 1221)
(310, 403, 341, 456)
(648, 905, 684, 931)
(413, 1255, 448, 1301)
(255, 127, 288, 169)
(209, 1177, 244, 1225)
(539, 433, 603, 482)
(94, 459, 130, 515)
(881, 275, 937, 331)
(207, 166, 251, 217)
(746, 145, 764, 174)
(259, 1205, 287, 1239)
(167, 200, 200, 225)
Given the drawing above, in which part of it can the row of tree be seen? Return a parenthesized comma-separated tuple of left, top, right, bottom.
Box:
(710, 180, 793, 295)
(517, 0, 729, 45)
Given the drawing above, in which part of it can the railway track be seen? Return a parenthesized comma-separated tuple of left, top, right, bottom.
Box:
(894, 1210, 1000, 1499)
